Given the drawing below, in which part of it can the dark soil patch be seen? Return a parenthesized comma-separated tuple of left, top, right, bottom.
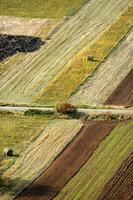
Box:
(97, 153, 133, 200)
(0, 34, 44, 62)
(105, 69, 133, 107)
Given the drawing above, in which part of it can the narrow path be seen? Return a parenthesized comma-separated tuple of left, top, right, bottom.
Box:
(0, 106, 133, 116)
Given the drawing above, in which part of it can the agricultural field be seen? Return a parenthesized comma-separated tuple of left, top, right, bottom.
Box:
(0, 0, 133, 200)
(40, 4, 133, 105)
(54, 121, 133, 200)
(70, 27, 133, 106)
(0, 119, 83, 200)
(105, 69, 133, 107)
(0, 0, 132, 105)
(1, 120, 132, 200)
(97, 153, 133, 200)
(16, 120, 117, 200)
(0, 0, 87, 18)
(0, 113, 50, 172)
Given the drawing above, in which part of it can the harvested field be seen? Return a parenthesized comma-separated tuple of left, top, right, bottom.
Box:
(97, 153, 133, 200)
(0, 0, 131, 105)
(0, 119, 83, 200)
(39, 4, 133, 105)
(0, 16, 61, 77)
(0, 114, 50, 172)
(105, 69, 133, 107)
(55, 121, 133, 200)
(70, 27, 133, 106)
(16, 120, 116, 200)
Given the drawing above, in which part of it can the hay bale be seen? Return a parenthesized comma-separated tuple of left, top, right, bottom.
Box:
(87, 55, 94, 61)
(4, 147, 13, 157)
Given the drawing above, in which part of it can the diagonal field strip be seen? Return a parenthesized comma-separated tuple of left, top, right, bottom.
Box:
(70, 27, 133, 106)
(0, 119, 83, 200)
(0, 0, 132, 104)
(38, 3, 133, 105)
(15, 120, 116, 200)
(105, 69, 133, 107)
(97, 153, 133, 200)
(54, 121, 133, 200)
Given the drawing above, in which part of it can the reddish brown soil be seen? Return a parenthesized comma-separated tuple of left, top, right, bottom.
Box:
(97, 153, 133, 200)
(105, 69, 133, 107)
(16, 120, 116, 200)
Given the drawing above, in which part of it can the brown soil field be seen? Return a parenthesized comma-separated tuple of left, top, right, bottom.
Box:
(105, 69, 133, 107)
(16, 120, 116, 200)
(97, 153, 133, 200)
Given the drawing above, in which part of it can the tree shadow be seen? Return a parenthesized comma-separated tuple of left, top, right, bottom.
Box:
(0, 177, 60, 199)
(0, 177, 30, 196)
(17, 184, 60, 198)
(0, 34, 45, 62)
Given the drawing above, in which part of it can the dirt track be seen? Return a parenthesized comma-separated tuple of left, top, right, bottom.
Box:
(97, 153, 133, 200)
(16, 120, 116, 200)
(105, 69, 133, 107)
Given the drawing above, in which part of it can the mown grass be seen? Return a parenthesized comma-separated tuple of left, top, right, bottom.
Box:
(0, 0, 87, 18)
(38, 4, 133, 105)
(55, 121, 133, 200)
(0, 119, 83, 200)
(0, 114, 50, 172)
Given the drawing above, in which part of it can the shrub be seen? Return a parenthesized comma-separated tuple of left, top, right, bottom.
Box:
(56, 103, 76, 114)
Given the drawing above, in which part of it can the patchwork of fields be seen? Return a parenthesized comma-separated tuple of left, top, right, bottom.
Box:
(0, 0, 132, 105)
(0, 0, 133, 200)
(70, 27, 133, 106)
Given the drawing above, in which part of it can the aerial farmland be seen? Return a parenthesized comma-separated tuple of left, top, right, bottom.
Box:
(0, 0, 133, 200)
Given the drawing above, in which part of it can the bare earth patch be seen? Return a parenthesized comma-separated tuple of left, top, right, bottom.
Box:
(0, 16, 52, 36)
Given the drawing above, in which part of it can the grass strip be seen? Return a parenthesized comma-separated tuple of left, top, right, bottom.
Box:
(54, 121, 133, 200)
(0, 0, 87, 18)
(38, 3, 133, 105)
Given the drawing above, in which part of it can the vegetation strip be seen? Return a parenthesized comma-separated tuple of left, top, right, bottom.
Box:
(38, 3, 133, 105)
(0, 0, 131, 105)
(105, 69, 133, 107)
(0, 120, 82, 200)
(15, 120, 116, 200)
(54, 121, 133, 200)
(97, 153, 133, 200)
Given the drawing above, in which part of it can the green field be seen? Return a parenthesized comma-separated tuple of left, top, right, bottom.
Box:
(55, 121, 133, 200)
(0, 0, 87, 18)
(0, 113, 50, 172)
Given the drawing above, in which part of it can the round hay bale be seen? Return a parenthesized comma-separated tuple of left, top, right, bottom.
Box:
(87, 55, 94, 61)
(4, 148, 13, 157)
